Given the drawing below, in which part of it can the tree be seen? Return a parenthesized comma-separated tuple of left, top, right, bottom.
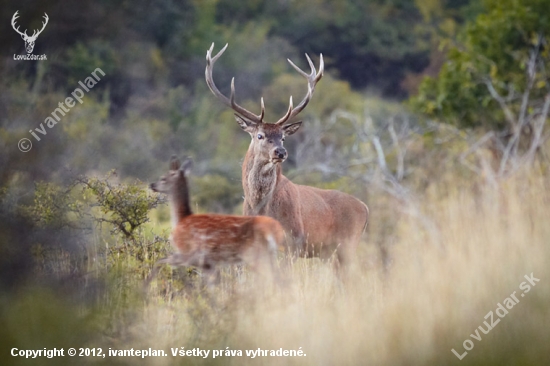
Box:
(411, 0, 550, 131)
(411, 0, 550, 176)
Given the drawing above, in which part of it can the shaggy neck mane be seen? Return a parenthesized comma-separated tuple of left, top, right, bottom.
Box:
(242, 146, 281, 214)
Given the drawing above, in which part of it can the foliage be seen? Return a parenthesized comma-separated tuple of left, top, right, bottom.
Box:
(1, 2, 550, 363)
(65, 41, 117, 87)
(79, 172, 164, 239)
(411, 0, 550, 131)
(23, 182, 81, 230)
(21, 173, 174, 287)
(0, 0, 477, 108)
(216, 0, 433, 96)
(191, 174, 243, 213)
(0, 289, 109, 366)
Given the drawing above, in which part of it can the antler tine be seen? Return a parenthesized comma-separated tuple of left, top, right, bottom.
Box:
(11, 10, 18, 24)
(305, 54, 317, 75)
(11, 11, 28, 37)
(205, 43, 232, 109)
(278, 96, 294, 124)
(276, 53, 324, 125)
(316, 54, 324, 82)
(31, 13, 49, 39)
(287, 58, 310, 78)
(40, 13, 49, 30)
(207, 42, 228, 65)
(230, 77, 236, 105)
(259, 97, 265, 121)
(205, 43, 264, 123)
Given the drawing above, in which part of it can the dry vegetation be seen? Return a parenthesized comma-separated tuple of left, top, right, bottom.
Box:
(2, 2, 549, 365)
(4, 100, 548, 366)
(99, 171, 549, 366)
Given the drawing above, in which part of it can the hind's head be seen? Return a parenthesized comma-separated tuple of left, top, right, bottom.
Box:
(149, 156, 192, 195)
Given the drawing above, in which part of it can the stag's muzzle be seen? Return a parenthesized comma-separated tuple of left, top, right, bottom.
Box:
(271, 147, 287, 163)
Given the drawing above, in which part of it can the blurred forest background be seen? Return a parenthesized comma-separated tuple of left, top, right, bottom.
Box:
(1, 0, 549, 365)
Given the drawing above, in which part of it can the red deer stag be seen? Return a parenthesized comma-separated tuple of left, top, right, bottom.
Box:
(205, 44, 369, 268)
(148, 156, 285, 283)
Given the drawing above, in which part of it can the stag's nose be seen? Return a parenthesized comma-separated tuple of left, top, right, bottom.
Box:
(274, 147, 287, 160)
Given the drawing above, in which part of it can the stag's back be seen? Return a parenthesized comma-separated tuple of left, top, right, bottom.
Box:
(270, 176, 368, 258)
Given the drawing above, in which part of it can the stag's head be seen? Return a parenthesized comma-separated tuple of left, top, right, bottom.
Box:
(11, 11, 49, 54)
(233, 114, 302, 164)
(205, 43, 323, 165)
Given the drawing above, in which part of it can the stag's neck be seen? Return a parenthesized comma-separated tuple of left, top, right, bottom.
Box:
(242, 147, 282, 214)
(169, 181, 193, 228)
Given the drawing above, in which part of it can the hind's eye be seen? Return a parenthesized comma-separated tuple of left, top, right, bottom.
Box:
(257, 134, 263, 140)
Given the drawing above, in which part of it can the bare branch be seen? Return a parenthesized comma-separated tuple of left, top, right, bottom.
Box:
(523, 93, 550, 166)
(483, 78, 517, 128)
(459, 131, 495, 175)
(388, 117, 404, 181)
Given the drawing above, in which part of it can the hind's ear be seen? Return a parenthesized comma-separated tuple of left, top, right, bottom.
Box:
(169, 155, 180, 170)
(180, 157, 193, 174)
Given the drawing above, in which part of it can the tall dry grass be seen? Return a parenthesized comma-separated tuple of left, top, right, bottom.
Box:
(109, 173, 549, 366)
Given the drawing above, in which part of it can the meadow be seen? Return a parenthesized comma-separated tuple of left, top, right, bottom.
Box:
(2, 1, 550, 365)
(131, 173, 550, 366)
(5, 166, 548, 366)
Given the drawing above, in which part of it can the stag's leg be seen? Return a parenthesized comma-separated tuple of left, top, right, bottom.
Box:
(334, 235, 364, 287)
(280, 230, 308, 275)
(335, 249, 349, 277)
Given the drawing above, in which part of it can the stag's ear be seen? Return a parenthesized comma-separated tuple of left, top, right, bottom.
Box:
(234, 114, 256, 134)
(282, 121, 302, 136)
(169, 155, 180, 170)
(180, 157, 193, 174)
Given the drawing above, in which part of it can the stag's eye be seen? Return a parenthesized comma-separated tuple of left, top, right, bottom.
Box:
(282, 137, 285, 142)
(257, 134, 263, 140)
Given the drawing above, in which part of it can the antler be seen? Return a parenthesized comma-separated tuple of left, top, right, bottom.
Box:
(276, 53, 324, 125)
(11, 11, 28, 38)
(11, 11, 48, 40)
(205, 43, 266, 124)
(30, 13, 49, 40)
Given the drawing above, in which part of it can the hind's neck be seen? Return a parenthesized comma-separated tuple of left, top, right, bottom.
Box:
(169, 179, 193, 228)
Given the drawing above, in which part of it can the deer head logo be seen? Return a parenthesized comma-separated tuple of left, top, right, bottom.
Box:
(11, 11, 49, 54)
